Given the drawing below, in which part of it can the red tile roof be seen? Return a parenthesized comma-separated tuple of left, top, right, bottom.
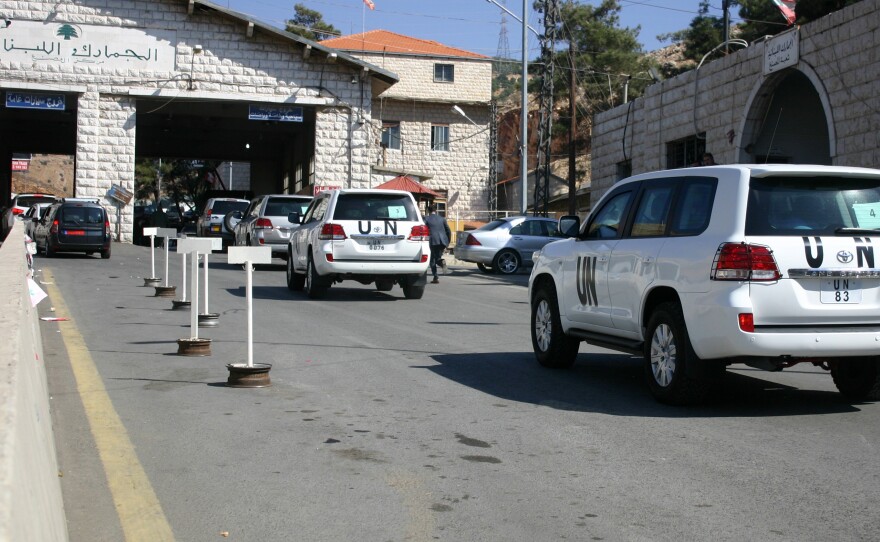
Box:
(375, 175, 443, 197)
(321, 29, 488, 59)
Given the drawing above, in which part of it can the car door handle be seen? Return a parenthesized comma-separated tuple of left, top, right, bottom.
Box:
(643, 256, 655, 264)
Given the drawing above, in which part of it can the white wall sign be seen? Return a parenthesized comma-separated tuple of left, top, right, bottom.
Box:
(764, 28, 799, 75)
(1, 20, 176, 71)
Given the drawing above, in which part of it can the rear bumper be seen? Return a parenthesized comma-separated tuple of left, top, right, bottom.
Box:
(314, 258, 428, 277)
(453, 246, 495, 265)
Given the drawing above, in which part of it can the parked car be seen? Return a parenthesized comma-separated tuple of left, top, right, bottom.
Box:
(196, 197, 250, 245)
(23, 202, 52, 239)
(11, 193, 57, 218)
(229, 194, 313, 259)
(454, 216, 564, 275)
(32, 199, 111, 258)
(529, 164, 880, 405)
(286, 189, 430, 299)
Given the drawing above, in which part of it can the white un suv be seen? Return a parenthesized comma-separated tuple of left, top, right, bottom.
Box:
(529, 164, 880, 405)
(286, 189, 430, 299)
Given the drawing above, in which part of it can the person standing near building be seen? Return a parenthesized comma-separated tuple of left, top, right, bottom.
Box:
(424, 203, 451, 284)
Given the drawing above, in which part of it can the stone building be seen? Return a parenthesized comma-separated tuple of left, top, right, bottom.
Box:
(590, 0, 880, 203)
(0, 0, 491, 241)
(321, 30, 492, 218)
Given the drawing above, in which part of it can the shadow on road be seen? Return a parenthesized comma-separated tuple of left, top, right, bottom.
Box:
(423, 351, 868, 418)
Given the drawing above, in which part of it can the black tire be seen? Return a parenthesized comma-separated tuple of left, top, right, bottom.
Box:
(830, 359, 880, 401)
(304, 255, 327, 299)
(493, 250, 521, 275)
(101, 246, 111, 259)
(531, 284, 579, 368)
(644, 302, 718, 405)
(286, 251, 304, 291)
(401, 275, 425, 299)
(45, 240, 55, 258)
(375, 279, 394, 292)
(477, 263, 494, 274)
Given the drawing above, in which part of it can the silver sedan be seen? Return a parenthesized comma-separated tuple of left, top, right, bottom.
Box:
(229, 194, 313, 259)
(453, 216, 563, 274)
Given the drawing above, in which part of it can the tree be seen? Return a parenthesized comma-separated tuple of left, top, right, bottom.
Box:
(285, 4, 340, 42)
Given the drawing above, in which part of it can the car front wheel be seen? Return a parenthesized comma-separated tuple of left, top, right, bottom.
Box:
(286, 250, 305, 291)
(304, 255, 327, 299)
(493, 250, 520, 275)
(531, 284, 579, 368)
(644, 302, 720, 405)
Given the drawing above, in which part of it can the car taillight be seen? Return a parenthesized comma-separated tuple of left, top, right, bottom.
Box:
(712, 243, 781, 281)
(255, 218, 273, 230)
(50, 219, 59, 234)
(206, 209, 213, 216)
(409, 224, 430, 241)
(465, 234, 481, 246)
(105, 219, 110, 230)
(319, 223, 346, 240)
(738, 313, 755, 332)
(12, 207, 23, 215)
(420, 254, 429, 263)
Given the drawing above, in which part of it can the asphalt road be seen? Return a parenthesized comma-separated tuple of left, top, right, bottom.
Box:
(38, 242, 880, 542)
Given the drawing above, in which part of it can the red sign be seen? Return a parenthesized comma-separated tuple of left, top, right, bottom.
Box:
(313, 185, 341, 195)
(11, 159, 29, 171)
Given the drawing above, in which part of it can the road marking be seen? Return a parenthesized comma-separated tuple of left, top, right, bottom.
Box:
(43, 269, 175, 542)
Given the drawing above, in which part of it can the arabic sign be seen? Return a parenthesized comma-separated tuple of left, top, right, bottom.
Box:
(0, 20, 176, 72)
(313, 185, 341, 195)
(248, 105, 304, 122)
(11, 159, 29, 171)
(107, 184, 133, 205)
(764, 28, 799, 75)
(6, 91, 66, 110)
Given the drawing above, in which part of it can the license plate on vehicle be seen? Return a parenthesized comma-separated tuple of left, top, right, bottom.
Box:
(211, 225, 221, 232)
(820, 278, 861, 304)
(366, 239, 384, 251)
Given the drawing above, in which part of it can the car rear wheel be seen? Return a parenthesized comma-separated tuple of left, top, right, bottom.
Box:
(644, 302, 719, 405)
(304, 255, 327, 299)
(401, 275, 425, 299)
(493, 250, 520, 275)
(477, 263, 494, 274)
(45, 241, 55, 258)
(830, 358, 880, 401)
(286, 252, 304, 291)
(531, 284, 579, 368)
(101, 246, 111, 259)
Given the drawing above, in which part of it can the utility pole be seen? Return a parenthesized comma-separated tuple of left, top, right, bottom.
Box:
(488, 100, 498, 213)
(534, 0, 558, 217)
(568, 38, 577, 216)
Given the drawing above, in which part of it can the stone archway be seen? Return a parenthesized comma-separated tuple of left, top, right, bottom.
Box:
(738, 66, 834, 165)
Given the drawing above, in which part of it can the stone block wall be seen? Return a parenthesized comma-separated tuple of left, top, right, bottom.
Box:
(353, 52, 492, 104)
(591, 0, 880, 203)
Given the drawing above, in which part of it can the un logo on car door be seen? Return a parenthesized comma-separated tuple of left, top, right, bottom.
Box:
(577, 256, 598, 306)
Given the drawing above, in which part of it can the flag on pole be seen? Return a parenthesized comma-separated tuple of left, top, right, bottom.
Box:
(771, 0, 797, 25)
(363, 0, 375, 10)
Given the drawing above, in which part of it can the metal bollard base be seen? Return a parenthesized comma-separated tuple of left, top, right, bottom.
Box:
(144, 277, 162, 287)
(154, 286, 176, 298)
(171, 299, 191, 310)
(226, 363, 272, 388)
(177, 338, 212, 356)
(198, 312, 220, 327)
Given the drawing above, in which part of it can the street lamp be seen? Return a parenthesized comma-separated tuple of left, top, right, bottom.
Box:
(452, 105, 479, 127)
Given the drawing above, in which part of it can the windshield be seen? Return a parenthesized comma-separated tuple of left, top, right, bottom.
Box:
(210, 200, 249, 215)
(746, 176, 880, 235)
(333, 193, 418, 221)
(16, 195, 56, 208)
(60, 206, 104, 226)
(265, 197, 311, 217)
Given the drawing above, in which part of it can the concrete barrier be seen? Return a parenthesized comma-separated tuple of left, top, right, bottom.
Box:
(0, 223, 68, 542)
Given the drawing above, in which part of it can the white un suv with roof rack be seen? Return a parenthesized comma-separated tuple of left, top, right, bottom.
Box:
(286, 189, 430, 299)
(529, 164, 880, 405)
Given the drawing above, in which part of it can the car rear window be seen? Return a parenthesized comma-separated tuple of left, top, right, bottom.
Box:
(265, 197, 311, 217)
(746, 176, 880, 235)
(333, 193, 418, 221)
(60, 206, 104, 225)
(16, 195, 56, 208)
(474, 220, 506, 231)
(210, 200, 249, 215)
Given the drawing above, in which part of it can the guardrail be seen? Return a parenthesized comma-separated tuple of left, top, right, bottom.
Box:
(0, 223, 68, 541)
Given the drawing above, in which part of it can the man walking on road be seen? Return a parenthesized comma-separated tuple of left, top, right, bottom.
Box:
(424, 203, 451, 284)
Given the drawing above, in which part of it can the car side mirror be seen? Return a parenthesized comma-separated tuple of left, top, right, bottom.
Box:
(558, 215, 580, 238)
(288, 212, 302, 224)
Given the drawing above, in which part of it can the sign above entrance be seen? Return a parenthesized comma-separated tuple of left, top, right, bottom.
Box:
(764, 28, 799, 75)
(0, 20, 176, 72)
(5, 92, 65, 111)
(248, 105, 303, 122)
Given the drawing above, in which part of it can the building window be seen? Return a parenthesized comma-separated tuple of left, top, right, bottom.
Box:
(666, 134, 706, 169)
(381, 122, 400, 150)
(434, 63, 454, 83)
(431, 125, 450, 151)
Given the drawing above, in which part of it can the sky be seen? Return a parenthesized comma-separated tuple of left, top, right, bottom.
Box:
(220, 0, 733, 57)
